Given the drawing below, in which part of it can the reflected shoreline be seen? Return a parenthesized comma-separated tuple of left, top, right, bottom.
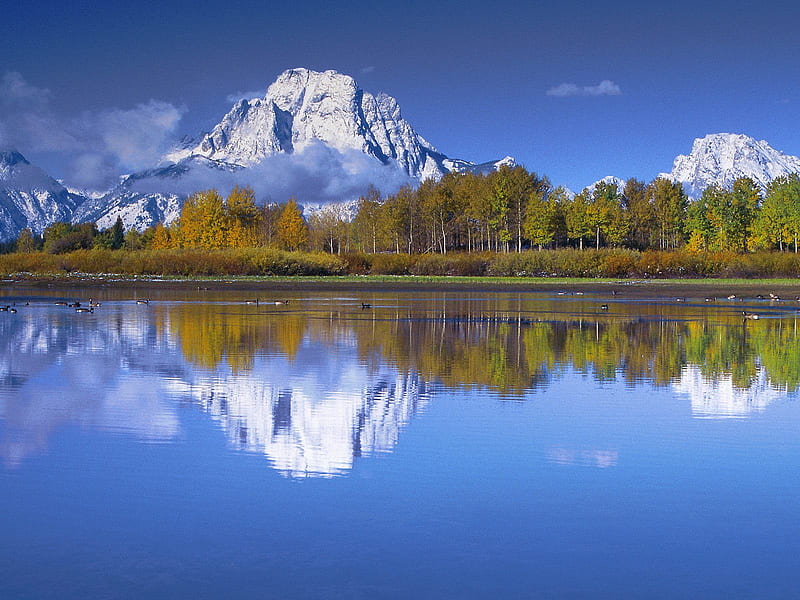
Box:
(1, 292, 798, 474)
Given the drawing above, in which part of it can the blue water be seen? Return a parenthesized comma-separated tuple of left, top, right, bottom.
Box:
(1, 291, 798, 598)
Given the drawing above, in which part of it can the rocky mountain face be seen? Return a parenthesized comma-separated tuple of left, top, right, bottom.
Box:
(0, 151, 84, 240)
(660, 133, 800, 198)
(166, 68, 455, 180)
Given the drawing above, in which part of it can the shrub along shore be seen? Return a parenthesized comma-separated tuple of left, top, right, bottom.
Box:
(3, 248, 800, 280)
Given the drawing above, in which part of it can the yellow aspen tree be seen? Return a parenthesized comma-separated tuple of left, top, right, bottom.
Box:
(151, 222, 172, 249)
(277, 198, 309, 250)
(226, 186, 261, 247)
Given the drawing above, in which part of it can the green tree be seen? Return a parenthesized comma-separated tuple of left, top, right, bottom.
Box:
(110, 216, 125, 250)
(648, 178, 687, 249)
(564, 191, 592, 249)
(523, 187, 562, 250)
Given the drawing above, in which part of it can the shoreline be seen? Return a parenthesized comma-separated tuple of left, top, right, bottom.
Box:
(2, 274, 800, 299)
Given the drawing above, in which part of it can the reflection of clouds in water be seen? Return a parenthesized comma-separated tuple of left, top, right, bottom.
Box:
(673, 365, 783, 419)
(546, 447, 619, 468)
(0, 309, 428, 476)
(0, 314, 180, 467)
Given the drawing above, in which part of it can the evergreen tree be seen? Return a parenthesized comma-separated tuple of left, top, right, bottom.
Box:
(110, 216, 125, 250)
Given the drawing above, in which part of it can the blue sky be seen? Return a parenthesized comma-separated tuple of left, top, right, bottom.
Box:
(1, 0, 798, 192)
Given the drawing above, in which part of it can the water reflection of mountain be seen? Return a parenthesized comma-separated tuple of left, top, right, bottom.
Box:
(175, 369, 427, 477)
(0, 307, 430, 476)
(1, 301, 799, 469)
(674, 365, 783, 419)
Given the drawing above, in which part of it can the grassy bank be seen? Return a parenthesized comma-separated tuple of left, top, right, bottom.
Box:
(2, 247, 800, 280)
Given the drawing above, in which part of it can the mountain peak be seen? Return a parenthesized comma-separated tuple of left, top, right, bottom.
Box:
(660, 133, 800, 197)
(163, 67, 508, 183)
(0, 150, 30, 171)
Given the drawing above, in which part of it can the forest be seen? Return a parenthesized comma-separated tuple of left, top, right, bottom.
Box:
(6, 165, 800, 277)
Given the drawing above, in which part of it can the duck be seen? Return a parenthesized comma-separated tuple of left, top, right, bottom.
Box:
(361, 302, 371, 309)
(742, 311, 759, 320)
(273, 300, 290, 305)
(756, 294, 765, 300)
(136, 299, 149, 305)
(8, 307, 16, 314)
(244, 299, 260, 305)
(727, 294, 737, 300)
(88, 299, 101, 307)
(675, 297, 686, 302)
(600, 304, 609, 311)
(54, 301, 68, 306)
(704, 297, 716, 302)
(75, 307, 93, 313)
(0, 306, 8, 312)
(68, 302, 81, 308)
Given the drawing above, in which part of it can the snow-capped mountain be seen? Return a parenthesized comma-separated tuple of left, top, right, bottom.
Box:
(660, 133, 800, 198)
(167, 68, 463, 180)
(71, 156, 241, 230)
(583, 175, 627, 196)
(0, 151, 84, 240)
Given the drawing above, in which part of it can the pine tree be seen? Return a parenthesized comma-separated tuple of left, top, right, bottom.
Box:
(110, 216, 125, 250)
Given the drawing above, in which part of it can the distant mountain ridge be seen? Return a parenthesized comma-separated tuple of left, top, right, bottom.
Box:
(1, 68, 800, 241)
(0, 151, 84, 241)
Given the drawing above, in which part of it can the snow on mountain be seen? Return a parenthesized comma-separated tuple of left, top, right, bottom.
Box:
(660, 133, 800, 198)
(0, 151, 84, 240)
(582, 175, 627, 196)
(166, 68, 454, 180)
(71, 156, 241, 231)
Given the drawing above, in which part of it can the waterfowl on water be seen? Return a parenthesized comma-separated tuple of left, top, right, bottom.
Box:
(55, 301, 68, 306)
(361, 303, 371, 309)
(274, 300, 290, 305)
(75, 307, 93, 313)
(675, 297, 686, 302)
(705, 297, 715, 302)
(0, 306, 8, 312)
(600, 304, 609, 311)
(756, 294, 765, 300)
(742, 311, 759, 320)
(727, 294, 737, 300)
(9, 308, 16, 314)
(88, 299, 101, 307)
(68, 302, 81, 308)
(136, 299, 150, 305)
(244, 299, 260, 305)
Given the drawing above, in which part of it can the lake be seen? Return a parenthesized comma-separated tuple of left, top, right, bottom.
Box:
(1, 286, 799, 599)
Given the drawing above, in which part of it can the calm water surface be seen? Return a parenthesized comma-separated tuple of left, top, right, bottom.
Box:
(1, 287, 799, 599)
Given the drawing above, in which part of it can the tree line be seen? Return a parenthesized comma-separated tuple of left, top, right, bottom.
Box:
(12, 166, 800, 255)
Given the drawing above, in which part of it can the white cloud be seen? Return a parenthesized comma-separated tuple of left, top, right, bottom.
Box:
(546, 80, 622, 97)
(225, 89, 267, 103)
(0, 71, 186, 190)
(131, 141, 414, 205)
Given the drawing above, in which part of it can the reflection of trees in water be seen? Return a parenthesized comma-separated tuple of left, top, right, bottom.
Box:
(167, 304, 800, 397)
